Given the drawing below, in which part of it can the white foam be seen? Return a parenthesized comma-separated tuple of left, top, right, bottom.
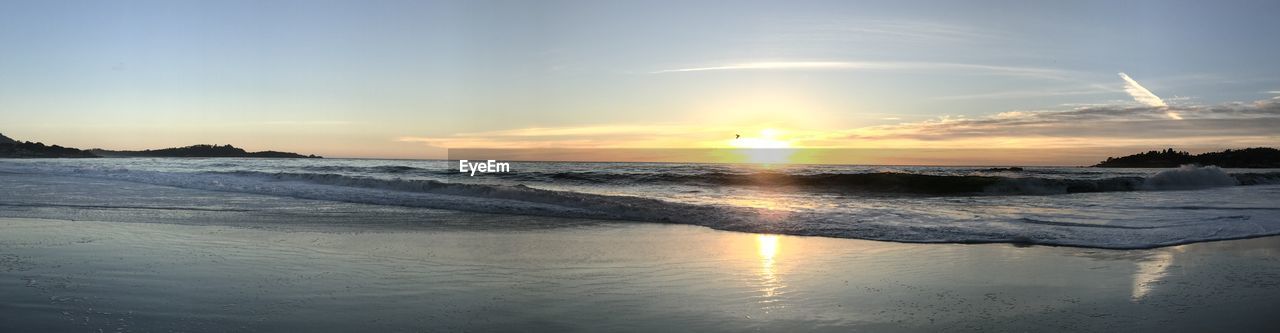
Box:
(3, 160, 1279, 249)
(1143, 165, 1238, 190)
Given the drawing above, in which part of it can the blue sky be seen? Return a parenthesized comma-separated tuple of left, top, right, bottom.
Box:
(2, 0, 1278, 158)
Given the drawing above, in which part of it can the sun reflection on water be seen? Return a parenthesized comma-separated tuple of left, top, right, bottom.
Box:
(756, 234, 784, 308)
(1131, 247, 1183, 301)
(758, 234, 779, 262)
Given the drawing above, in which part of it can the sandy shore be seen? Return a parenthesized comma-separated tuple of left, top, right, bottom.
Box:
(2, 217, 1279, 332)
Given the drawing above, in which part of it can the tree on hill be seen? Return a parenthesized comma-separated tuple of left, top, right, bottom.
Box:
(1094, 147, 1280, 168)
(91, 144, 321, 158)
(0, 140, 99, 158)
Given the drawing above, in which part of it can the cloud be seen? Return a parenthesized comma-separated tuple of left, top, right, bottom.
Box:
(933, 87, 1118, 101)
(451, 125, 693, 137)
(652, 61, 1070, 79)
(1119, 72, 1183, 119)
(399, 124, 741, 149)
(401, 99, 1280, 151)
(826, 100, 1280, 148)
(1118, 72, 1167, 108)
(258, 120, 353, 126)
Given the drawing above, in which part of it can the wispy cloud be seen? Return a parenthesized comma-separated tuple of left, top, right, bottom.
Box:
(933, 86, 1118, 101)
(402, 100, 1280, 150)
(399, 124, 739, 149)
(454, 125, 692, 137)
(1119, 72, 1181, 119)
(652, 61, 1070, 79)
(259, 120, 353, 126)
(825, 100, 1280, 148)
(653, 61, 882, 73)
(1118, 72, 1167, 107)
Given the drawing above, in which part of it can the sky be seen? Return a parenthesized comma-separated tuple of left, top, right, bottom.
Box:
(1, 0, 1278, 162)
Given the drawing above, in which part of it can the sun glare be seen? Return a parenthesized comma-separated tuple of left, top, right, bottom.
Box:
(730, 128, 793, 149)
(727, 128, 796, 164)
(757, 234, 779, 261)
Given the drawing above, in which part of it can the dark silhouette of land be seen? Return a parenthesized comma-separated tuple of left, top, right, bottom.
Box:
(90, 144, 321, 158)
(0, 133, 320, 158)
(0, 141, 99, 158)
(1094, 148, 1280, 168)
(0, 133, 99, 158)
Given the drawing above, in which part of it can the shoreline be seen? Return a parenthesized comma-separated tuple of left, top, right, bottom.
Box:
(3, 165, 1279, 250)
(3, 217, 1280, 332)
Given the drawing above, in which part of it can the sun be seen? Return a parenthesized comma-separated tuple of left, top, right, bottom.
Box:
(727, 128, 796, 164)
(731, 128, 792, 149)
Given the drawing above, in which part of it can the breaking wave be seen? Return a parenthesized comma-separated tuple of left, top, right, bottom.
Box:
(494, 168, 1278, 195)
(1142, 165, 1239, 190)
(3, 161, 1280, 249)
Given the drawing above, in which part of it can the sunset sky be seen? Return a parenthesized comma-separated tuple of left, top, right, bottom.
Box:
(2, 0, 1278, 162)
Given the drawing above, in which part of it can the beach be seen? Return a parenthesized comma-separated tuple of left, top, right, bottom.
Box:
(3, 160, 1280, 332)
(7, 1, 1280, 331)
(4, 216, 1280, 332)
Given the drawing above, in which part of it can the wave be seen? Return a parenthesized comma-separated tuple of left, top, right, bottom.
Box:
(1141, 165, 1237, 190)
(3, 162, 1280, 249)
(297, 165, 437, 174)
(487, 168, 1280, 195)
(7, 166, 762, 229)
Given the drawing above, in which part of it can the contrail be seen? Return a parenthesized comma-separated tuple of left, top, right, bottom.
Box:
(1118, 72, 1167, 107)
(1119, 72, 1179, 119)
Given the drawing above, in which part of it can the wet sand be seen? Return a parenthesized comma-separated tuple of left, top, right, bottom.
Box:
(2, 217, 1279, 332)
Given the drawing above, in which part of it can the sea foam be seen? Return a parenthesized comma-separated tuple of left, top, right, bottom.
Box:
(2, 160, 1279, 249)
(1142, 165, 1238, 190)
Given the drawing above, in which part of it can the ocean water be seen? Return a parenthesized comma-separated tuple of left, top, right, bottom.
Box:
(2, 158, 1279, 249)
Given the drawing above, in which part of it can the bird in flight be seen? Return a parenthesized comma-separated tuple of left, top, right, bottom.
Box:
(735, 134, 740, 139)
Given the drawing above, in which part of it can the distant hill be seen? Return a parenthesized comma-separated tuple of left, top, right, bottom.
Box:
(89, 144, 321, 158)
(1094, 148, 1280, 168)
(0, 133, 99, 158)
(1, 132, 321, 159)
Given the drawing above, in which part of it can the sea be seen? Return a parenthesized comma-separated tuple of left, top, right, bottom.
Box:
(2, 158, 1279, 249)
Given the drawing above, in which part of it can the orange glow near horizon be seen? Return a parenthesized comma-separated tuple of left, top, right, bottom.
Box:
(396, 118, 1274, 165)
(725, 128, 799, 164)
